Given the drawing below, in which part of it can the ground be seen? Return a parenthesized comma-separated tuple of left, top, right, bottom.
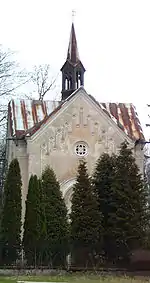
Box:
(0, 275, 150, 283)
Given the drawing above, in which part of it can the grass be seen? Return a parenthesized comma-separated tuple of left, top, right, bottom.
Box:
(0, 275, 150, 283)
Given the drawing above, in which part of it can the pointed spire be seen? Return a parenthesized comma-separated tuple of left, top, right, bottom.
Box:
(60, 21, 85, 100)
(67, 23, 80, 64)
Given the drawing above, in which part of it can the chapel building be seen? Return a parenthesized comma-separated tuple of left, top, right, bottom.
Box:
(6, 23, 144, 221)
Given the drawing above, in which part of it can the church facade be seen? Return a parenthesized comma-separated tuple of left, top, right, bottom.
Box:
(6, 23, 145, 221)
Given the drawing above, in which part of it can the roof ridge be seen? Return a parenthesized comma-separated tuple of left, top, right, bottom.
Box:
(9, 90, 144, 141)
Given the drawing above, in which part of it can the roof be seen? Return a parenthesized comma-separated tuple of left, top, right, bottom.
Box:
(8, 99, 60, 137)
(99, 102, 144, 140)
(8, 92, 144, 141)
(60, 22, 85, 72)
(67, 23, 80, 64)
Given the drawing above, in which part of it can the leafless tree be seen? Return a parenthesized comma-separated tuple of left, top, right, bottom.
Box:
(0, 46, 30, 134)
(31, 64, 58, 100)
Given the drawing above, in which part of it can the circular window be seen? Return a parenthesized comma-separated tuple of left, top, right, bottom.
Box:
(75, 142, 88, 156)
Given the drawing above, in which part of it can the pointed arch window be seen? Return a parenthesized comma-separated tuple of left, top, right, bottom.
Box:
(76, 71, 81, 88)
(65, 76, 72, 90)
(65, 78, 68, 90)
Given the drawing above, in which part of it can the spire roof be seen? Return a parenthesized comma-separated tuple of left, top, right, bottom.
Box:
(67, 23, 80, 64)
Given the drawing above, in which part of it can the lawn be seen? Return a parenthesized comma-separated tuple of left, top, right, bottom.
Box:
(0, 275, 150, 283)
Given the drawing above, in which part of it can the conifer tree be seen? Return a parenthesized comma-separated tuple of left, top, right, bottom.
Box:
(0, 159, 22, 265)
(111, 141, 148, 261)
(42, 166, 69, 267)
(23, 175, 46, 266)
(92, 153, 117, 261)
(70, 160, 102, 267)
(93, 145, 148, 264)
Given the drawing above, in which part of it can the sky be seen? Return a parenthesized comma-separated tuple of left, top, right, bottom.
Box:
(0, 0, 150, 138)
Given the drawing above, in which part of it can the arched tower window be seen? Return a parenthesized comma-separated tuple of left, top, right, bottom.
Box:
(65, 78, 68, 90)
(68, 77, 72, 89)
(76, 71, 81, 88)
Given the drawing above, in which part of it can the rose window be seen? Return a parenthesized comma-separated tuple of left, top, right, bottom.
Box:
(75, 142, 88, 156)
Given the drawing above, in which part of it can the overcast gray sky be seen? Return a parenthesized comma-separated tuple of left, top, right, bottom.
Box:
(0, 0, 150, 138)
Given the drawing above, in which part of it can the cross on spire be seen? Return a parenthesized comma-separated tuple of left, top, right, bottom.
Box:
(72, 10, 76, 22)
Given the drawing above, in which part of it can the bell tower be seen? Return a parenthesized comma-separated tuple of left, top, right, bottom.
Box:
(61, 23, 86, 100)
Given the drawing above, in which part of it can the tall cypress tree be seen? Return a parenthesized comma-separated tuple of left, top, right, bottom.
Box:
(23, 175, 46, 266)
(111, 141, 148, 262)
(42, 166, 69, 267)
(70, 160, 102, 267)
(0, 158, 22, 265)
(92, 153, 117, 262)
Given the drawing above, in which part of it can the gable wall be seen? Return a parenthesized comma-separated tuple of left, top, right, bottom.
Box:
(27, 92, 144, 187)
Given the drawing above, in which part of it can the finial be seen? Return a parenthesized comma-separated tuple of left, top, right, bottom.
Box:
(72, 10, 76, 23)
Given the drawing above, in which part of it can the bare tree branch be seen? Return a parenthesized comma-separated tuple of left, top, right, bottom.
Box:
(31, 64, 59, 100)
(0, 116, 6, 124)
(0, 45, 31, 139)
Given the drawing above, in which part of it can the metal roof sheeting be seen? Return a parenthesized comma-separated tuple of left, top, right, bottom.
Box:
(8, 98, 144, 141)
(8, 99, 60, 137)
(99, 102, 144, 140)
